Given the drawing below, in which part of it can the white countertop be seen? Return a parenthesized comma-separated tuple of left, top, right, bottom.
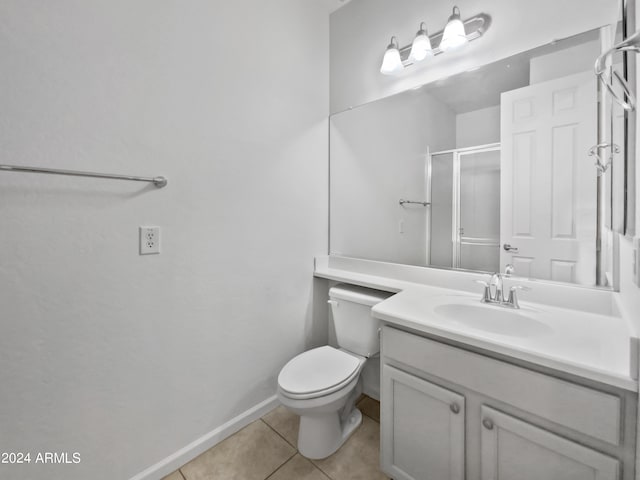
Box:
(315, 258, 639, 392)
(373, 287, 636, 391)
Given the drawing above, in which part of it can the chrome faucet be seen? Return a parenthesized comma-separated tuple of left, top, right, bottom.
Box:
(476, 264, 528, 309)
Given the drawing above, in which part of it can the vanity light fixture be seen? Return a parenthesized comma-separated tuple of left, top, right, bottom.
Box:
(380, 36, 404, 74)
(409, 22, 433, 62)
(380, 7, 490, 75)
(440, 6, 469, 51)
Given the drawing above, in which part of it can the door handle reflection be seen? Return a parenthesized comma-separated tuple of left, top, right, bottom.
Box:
(503, 243, 519, 253)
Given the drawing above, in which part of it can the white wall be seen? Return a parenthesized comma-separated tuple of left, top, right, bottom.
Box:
(330, 89, 456, 266)
(618, 238, 640, 325)
(330, 0, 619, 113)
(0, 2, 329, 480)
(456, 105, 501, 148)
(529, 39, 601, 84)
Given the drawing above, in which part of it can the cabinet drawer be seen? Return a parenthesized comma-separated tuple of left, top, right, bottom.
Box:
(382, 326, 621, 445)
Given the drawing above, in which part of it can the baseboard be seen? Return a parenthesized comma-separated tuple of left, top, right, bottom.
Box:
(129, 395, 280, 480)
(362, 386, 380, 401)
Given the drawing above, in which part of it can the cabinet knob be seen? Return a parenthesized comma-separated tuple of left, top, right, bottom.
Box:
(450, 403, 460, 414)
(482, 418, 494, 430)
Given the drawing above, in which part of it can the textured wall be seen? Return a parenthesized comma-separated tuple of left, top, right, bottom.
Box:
(455, 106, 500, 149)
(330, 90, 455, 265)
(0, 1, 329, 479)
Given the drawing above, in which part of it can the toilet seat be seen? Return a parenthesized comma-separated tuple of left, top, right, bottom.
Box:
(278, 346, 363, 400)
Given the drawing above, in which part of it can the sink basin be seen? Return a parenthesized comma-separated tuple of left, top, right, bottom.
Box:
(433, 303, 553, 337)
(371, 287, 634, 389)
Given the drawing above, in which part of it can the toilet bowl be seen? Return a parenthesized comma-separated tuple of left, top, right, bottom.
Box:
(278, 345, 366, 459)
(277, 284, 392, 459)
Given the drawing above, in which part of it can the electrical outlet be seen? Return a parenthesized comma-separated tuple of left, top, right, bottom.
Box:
(139, 226, 160, 255)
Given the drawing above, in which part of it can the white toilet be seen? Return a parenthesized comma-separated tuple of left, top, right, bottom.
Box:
(277, 284, 391, 459)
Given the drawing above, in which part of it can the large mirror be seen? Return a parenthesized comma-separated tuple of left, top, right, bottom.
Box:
(330, 16, 633, 288)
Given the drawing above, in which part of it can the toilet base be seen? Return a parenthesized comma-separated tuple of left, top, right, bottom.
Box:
(278, 350, 367, 460)
(298, 408, 362, 459)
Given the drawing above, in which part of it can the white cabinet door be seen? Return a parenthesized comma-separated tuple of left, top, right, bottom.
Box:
(500, 71, 597, 284)
(381, 365, 465, 480)
(480, 406, 619, 480)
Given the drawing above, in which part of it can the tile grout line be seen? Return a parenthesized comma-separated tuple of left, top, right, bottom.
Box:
(307, 454, 344, 480)
(258, 418, 300, 480)
(310, 459, 339, 480)
(259, 418, 298, 449)
(311, 404, 381, 480)
(263, 449, 334, 480)
(259, 417, 336, 480)
(260, 400, 381, 480)
(262, 449, 298, 480)
(169, 403, 381, 480)
(308, 462, 334, 480)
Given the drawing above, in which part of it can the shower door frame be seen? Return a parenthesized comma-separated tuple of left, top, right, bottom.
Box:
(428, 142, 501, 270)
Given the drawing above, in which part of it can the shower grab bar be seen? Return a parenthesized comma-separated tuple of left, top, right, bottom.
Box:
(594, 29, 640, 112)
(399, 199, 430, 207)
(0, 164, 168, 188)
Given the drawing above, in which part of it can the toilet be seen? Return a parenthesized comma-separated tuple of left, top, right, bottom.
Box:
(277, 284, 391, 459)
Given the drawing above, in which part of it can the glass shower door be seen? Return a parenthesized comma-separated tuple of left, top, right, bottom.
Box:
(429, 151, 454, 268)
(456, 148, 501, 272)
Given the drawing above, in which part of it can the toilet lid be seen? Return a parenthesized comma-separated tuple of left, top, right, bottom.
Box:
(278, 346, 360, 396)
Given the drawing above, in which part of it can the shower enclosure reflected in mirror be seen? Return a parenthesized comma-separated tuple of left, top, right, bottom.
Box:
(330, 23, 629, 288)
(429, 144, 501, 273)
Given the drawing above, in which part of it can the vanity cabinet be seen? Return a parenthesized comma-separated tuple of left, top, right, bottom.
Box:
(381, 365, 465, 480)
(380, 325, 635, 480)
(480, 406, 619, 480)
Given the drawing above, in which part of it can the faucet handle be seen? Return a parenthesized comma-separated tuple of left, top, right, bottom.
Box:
(474, 279, 492, 303)
(506, 285, 531, 309)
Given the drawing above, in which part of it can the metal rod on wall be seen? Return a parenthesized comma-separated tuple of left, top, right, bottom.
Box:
(0, 164, 168, 188)
(399, 199, 430, 207)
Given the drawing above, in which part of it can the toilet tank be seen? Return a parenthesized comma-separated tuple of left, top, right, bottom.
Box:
(328, 284, 393, 357)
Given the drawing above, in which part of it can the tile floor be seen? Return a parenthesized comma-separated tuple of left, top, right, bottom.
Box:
(162, 395, 389, 480)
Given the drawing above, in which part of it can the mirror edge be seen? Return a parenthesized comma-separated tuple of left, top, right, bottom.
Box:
(624, 0, 637, 237)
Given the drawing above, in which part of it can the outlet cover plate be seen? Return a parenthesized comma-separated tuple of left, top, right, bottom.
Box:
(140, 226, 160, 255)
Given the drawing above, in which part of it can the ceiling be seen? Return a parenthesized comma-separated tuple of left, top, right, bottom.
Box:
(424, 29, 600, 114)
(424, 56, 531, 114)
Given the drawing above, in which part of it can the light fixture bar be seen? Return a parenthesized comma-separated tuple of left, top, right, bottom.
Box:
(397, 13, 490, 67)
